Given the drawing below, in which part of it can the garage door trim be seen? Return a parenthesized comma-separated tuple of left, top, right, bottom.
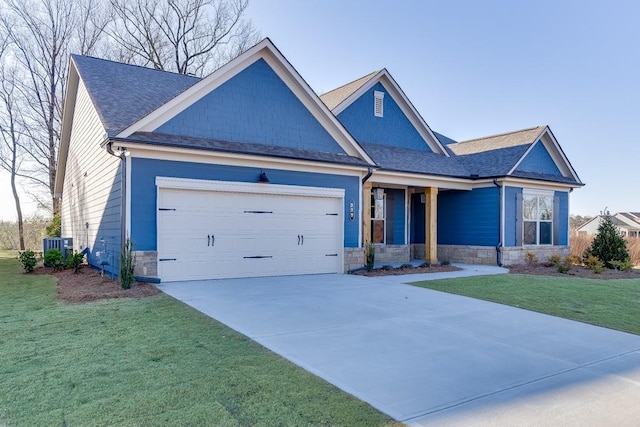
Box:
(156, 176, 345, 199)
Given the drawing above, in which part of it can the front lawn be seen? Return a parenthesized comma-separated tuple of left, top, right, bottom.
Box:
(0, 253, 394, 426)
(411, 274, 640, 335)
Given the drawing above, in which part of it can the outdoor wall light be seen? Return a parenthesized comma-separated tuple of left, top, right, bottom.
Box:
(258, 170, 270, 183)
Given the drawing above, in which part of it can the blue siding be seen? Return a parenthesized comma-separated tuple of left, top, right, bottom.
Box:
(156, 58, 345, 154)
(384, 188, 405, 244)
(130, 158, 360, 250)
(437, 187, 499, 246)
(556, 191, 569, 245)
(504, 186, 521, 247)
(516, 141, 562, 175)
(88, 165, 123, 278)
(337, 82, 432, 151)
(410, 193, 425, 244)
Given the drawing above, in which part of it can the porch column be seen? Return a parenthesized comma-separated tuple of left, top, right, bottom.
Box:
(424, 187, 438, 264)
(363, 182, 372, 245)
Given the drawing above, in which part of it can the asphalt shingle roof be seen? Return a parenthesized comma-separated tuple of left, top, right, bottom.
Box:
(119, 132, 371, 167)
(319, 71, 379, 110)
(72, 55, 200, 136)
(360, 142, 470, 177)
(448, 126, 545, 156)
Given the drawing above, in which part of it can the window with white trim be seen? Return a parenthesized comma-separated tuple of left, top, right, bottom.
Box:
(374, 91, 384, 117)
(523, 189, 553, 245)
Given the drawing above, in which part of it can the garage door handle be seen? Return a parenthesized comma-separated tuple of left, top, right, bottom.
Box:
(297, 235, 300, 245)
(301, 235, 304, 245)
(212, 235, 215, 246)
(207, 235, 210, 246)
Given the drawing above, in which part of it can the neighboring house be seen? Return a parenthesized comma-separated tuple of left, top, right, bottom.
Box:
(55, 38, 583, 282)
(577, 213, 640, 238)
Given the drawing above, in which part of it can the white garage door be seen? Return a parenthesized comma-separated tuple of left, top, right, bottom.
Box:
(156, 178, 345, 282)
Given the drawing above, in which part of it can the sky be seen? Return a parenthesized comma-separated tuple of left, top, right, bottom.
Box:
(0, 0, 638, 220)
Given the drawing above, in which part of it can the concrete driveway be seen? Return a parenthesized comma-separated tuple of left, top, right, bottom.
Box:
(158, 266, 640, 426)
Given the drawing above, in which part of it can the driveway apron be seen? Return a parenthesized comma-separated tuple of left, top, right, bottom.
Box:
(158, 267, 640, 426)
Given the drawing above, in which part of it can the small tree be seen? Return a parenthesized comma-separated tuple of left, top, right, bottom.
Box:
(585, 211, 629, 269)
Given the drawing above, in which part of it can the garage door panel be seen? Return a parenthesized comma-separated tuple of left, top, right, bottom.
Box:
(158, 185, 344, 282)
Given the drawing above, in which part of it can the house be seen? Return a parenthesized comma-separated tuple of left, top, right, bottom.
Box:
(54, 38, 583, 282)
(576, 213, 640, 238)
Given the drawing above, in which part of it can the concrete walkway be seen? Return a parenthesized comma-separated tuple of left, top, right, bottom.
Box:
(157, 265, 640, 426)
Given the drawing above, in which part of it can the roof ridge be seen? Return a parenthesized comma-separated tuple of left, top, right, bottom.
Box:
(458, 125, 545, 144)
(71, 54, 201, 80)
(319, 70, 381, 97)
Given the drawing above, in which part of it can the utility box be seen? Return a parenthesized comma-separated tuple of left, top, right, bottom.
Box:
(43, 238, 73, 260)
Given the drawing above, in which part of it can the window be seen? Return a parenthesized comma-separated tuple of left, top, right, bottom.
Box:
(374, 91, 384, 117)
(371, 188, 386, 243)
(523, 190, 553, 245)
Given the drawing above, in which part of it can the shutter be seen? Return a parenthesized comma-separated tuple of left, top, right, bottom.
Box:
(515, 192, 523, 246)
(553, 195, 560, 246)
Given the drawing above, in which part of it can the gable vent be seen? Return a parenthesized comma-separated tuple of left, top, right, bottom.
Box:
(374, 91, 384, 118)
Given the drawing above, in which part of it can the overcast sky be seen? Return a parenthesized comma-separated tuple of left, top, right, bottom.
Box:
(1, 0, 637, 220)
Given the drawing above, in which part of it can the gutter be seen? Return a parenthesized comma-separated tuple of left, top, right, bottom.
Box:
(493, 179, 503, 267)
(362, 167, 374, 184)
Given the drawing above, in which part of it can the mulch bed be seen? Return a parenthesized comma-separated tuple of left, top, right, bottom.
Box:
(508, 263, 640, 279)
(353, 264, 461, 277)
(33, 264, 160, 303)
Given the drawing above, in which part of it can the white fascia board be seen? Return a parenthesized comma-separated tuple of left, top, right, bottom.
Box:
(156, 176, 345, 199)
(371, 170, 473, 190)
(116, 38, 375, 166)
(112, 141, 369, 177)
(54, 60, 80, 195)
(331, 70, 450, 157)
(501, 177, 578, 191)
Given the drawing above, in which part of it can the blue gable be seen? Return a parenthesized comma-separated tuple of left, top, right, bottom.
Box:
(515, 141, 562, 176)
(337, 82, 432, 152)
(156, 58, 345, 154)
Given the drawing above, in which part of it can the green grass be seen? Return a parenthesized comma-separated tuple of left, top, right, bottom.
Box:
(411, 274, 640, 335)
(0, 254, 395, 426)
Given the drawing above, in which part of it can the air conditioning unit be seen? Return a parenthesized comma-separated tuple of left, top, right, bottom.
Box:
(43, 238, 73, 260)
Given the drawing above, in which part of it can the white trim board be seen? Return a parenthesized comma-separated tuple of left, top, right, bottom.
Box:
(156, 177, 345, 199)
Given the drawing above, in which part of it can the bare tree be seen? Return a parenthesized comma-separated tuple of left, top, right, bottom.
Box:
(109, 0, 259, 76)
(0, 64, 26, 249)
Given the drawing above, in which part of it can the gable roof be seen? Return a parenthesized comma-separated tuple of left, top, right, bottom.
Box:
(72, 55, 200, 137)
(320, 69, 449, 156)
(116, 38, 374, 163)
(320, 71, 379, 110)
(446, 126, 582, 184)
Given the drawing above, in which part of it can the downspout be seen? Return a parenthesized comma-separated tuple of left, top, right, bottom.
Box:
(104, 139, 127, 253)
(493, 179, 503, 267)
(362, 167, 374, 184)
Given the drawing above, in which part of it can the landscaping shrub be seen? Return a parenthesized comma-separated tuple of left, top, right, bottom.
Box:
(525, 252, 537, 266)
(557, 262, 571, 274)
(65, 252, 85, 273)
(119, 238, 136, 289)
(569, 232, 593, 260)
(18, 250, 38, 273)
(585, 212, 630, 269)
(626, 237, 640, 266)
(365, 241, 375, 272)
(548, 254, 562, 266)
(610, 259, 633, 272)
(43, 249, 65, 271)
(565, 255, 582, 265)
(584, 255, 605, 274)
(420, 261, 431, 268)
(440, 260, 450, 266)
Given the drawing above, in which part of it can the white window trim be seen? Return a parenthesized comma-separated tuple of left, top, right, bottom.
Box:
(374, 90, 384, 118)
(523, 188, 554, 246)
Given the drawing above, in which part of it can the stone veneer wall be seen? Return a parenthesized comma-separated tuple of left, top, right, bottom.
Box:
(435, 245, 571, 266)
(501, 246, 570, 266)
(372, 244, 410, 264)
(134, 251, 158, 278)
(344, 248, 365, 272)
